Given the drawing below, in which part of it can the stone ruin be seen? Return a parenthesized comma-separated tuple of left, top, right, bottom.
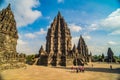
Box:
(35, 12, 92, 66)
(35, 46, 48, 66)
(0, 4, 25, 70)
(105, 47, 116, 62)
(72, 35, 92, 66)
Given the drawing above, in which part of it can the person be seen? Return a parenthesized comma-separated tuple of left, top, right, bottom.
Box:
(81, 66, 85, 72)
(79, 66, 82, 72)
(76, 67, 79, 73)
(71, 66, 74, 72)
(92, 64, 93, 68)
(110, 65, 112, 70)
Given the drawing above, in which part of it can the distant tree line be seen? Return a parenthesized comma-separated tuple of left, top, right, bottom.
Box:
(92, 54, 120, 63)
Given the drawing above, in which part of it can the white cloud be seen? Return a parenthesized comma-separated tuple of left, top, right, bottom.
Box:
(88, 23, 98, 31)
(18, 33, 22, 39)
(25, 33, 36, 39)
(57, 0, 64, 3)
(5, 0, 42, 27)
(107, 41, 117, 45)
(24, 28, 46, 39)
(69, 24, 82, 32)
(72, 37, 79, 46)
(83, 35, 91, 40)
(17, 39, 27, 45)
(100, 8, 120, 30)
(17, 34, 28, 53)
(87, 8, 120, 36)
(17, 33, 46, 54)
(35, 28, 47, 35)
(88, 46, 107, 55)
(109, 30, 120, 35)
(17, 42, 33, 54)
(47, 25, 50, 29)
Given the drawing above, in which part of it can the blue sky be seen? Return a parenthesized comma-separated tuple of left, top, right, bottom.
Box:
(0, 0, 120, 56)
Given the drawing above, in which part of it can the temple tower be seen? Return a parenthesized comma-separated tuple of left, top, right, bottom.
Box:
(0, 4, 18, 61)
(46, 12, 72, 66)
(77, 35, 89, 62)
(106, 47, 115, 62)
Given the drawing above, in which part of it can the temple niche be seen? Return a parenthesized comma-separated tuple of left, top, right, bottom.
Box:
(35, 12, 91, 66)
(0, 4, 25, 70)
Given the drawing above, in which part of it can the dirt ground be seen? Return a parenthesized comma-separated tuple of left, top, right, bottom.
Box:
(1, 62, 120, 80)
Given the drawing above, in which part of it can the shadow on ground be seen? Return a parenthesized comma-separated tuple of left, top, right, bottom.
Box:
(0, 73, 4, 80)
(117, 76, 120, 80)
(85, 67, 120, 74)
(51, 66, 120, 74)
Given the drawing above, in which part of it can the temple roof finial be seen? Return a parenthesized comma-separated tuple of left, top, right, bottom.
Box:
(80, 35, 82, 38)
(57, 11, 61, 18)
(7, 3, 11, 10)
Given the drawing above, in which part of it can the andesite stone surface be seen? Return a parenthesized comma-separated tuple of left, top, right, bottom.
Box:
(36, 12, 91, 66)
(106, 47, 116, 62)
(0, 4, 25, 70)
(0, 4, 18, 61)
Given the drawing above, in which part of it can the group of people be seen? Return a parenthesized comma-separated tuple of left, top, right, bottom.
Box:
(70, 64, 113, 73)
(71, 66, 85, 73)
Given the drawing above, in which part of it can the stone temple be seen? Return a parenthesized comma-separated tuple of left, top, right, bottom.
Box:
(77, 35, 90, 62)
(0, 4, 25, 70)
(46, 12, 72, 66)
(105, 47, 116, 62)
(35, 12, 91, 66)
(0, 4, 18, 61)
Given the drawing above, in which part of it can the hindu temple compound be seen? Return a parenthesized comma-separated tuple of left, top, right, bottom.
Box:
(35, 12, 92, 66)
(0, 4, 25, 70)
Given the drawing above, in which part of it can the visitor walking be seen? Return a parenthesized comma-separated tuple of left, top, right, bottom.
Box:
(81, 66, 85, 72)
(110, 65, 112, 70)
(76, 67, 79, 73)
(92, 64, 93, 68)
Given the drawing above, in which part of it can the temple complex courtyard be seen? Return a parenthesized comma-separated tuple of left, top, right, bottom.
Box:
(1, 62, 120, 80)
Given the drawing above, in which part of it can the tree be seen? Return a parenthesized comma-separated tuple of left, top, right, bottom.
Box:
(101, 53, 104, 59)
(26, 54, 35, 65)
(92, 55, 99, 62)
(101, 53, 105, 62)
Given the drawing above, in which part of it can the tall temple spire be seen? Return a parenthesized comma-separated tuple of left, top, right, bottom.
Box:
(107, 47, 115, 62)
(37, 12, 91, 66)
(80, 35, 82, 38)
(7, 3, 11, 10)
(0, 3, 18, 37)
(46, 11, 72, 66)
(0, 3, 18, 38)
(0, 4, 20, 65)
(57, 11, 62, 18)
(77, 35, 89, 62)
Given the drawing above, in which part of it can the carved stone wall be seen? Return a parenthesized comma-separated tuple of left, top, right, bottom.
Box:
(36, 46, 48, 66)
(46, 12, 72, 66)
(37, 12, 91, 66)
(0, 4, 26, 70)
(77, 35, 89, 62)
(0, 4, 18, 61)
(105, 47, 116, 62)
